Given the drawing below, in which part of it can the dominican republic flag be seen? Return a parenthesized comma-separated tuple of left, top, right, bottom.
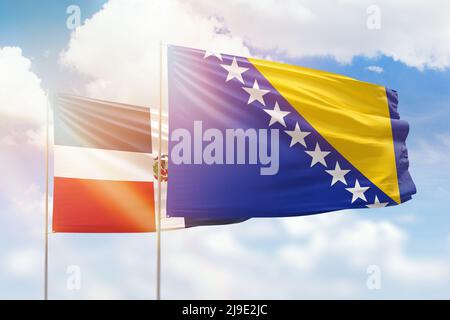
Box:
(166, 45, 416, 220)
(53, 94, 245, 233)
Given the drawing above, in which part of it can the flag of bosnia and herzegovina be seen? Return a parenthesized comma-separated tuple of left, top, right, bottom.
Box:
(166, 45, 416, 220)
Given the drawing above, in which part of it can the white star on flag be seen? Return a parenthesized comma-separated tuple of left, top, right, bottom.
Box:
(204, 51, 222, 61)
(366, 196, 389, 208)
(325, 161, 350, 186)
(221, 57, 249, 84)
(242, 80, 270, 106)
(285, 122, 310, 147)
(345, 179, 370, 203)
(263, 102, 290, 127)
(305, 143, 330, 167)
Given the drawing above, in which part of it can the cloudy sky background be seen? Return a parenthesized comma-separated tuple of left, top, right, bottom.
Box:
(1, 0, 450, 299)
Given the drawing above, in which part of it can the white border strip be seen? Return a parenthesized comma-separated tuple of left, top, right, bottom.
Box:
(54, 145, 155, 182)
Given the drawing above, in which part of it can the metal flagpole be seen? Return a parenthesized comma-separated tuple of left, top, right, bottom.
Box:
(156, 41, 163, 300)
(44, 91, 50, 300)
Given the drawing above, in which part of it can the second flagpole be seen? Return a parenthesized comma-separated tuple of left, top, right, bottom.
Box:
(156, 41, 163, 300)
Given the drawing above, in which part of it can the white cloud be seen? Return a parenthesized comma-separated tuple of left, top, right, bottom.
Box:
(278, 213, 449, 285)
(60, 0, 250, 107)
(0, 47, 47, 124)
(394, 214, 417, 224)
(6, 212, 445, 299)
(12, 184, 45, 217)
(0, 46, 48, 150)
(0, 134, 16, 146)
(0, 47, 51, 298)
(42, 49, 51, 59)
(10, 184, 47, 238)
(3, 247, 41, 279)
(0, 46, 47, 234)
(413, 133, 450, 165)
(191, 0, 450, 70)
(160, 213, 450, 298)
(26, 125, 47, 149)
(367, 65, 384, 73)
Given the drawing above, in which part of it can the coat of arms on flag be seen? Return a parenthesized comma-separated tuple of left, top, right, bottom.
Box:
(153, 154, 169, 182)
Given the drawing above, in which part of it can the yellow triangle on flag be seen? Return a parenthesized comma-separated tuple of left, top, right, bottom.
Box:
(250, 57, 401, 204)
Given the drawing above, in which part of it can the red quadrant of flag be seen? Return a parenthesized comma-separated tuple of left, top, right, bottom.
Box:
(53, 177, 155, 233)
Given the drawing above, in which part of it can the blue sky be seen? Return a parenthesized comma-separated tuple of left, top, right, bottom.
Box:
(1, 0, 450, 299)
